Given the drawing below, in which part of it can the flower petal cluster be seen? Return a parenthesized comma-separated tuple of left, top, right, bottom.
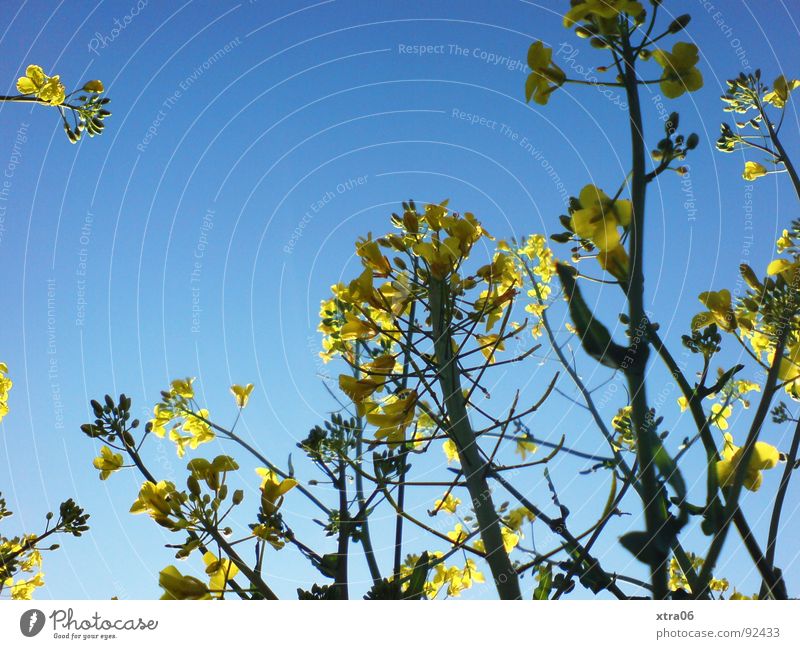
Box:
(652, 43, 703, 99)
(525, 41, 565, 105)
(17, 64, 66, 105)
(716, 433, 779, 492)
(570, 184, 631, 280)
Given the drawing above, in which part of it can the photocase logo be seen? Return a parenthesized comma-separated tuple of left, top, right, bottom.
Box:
(20, 609, 45, 637)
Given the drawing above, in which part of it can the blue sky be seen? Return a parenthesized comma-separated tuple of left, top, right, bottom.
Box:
(1, 0, 799, 599)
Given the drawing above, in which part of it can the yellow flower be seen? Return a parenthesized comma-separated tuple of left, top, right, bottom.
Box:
(340, 313, 378, 341)
(447, 523, 469, 546)
(525, 41, 566, 105)
(356, 236, 391, 275)
(505, 507, 536, 532)
(570, 185, 631, 251)
(149, 404, 175, 438)
(476, 334, 505, 364)
(203, 552, 239, 597)
(8, 573, 45, 600)
(776, 229, 793, 253)
(692, 289, 736, 332)
(252, 523, 286, 550)
(433, 493, 461, 514)
(92, 445, 124, 480)
(652, 43, 703, 98)
(130, 480, 179, 525)
(338, 354, 396, 403)
(0, 362, 12, 424)
(716, 433, 780, 492)
(777, 340, 800, 399)
(443, 439, 459, 464)
(230, 383, 254, 408)
(179, 409, 215, 452)
(20, 549, 43, 572)
(597, 245, 630, 282)
(338, 375, 375, 402)
(170, 377, 195, 399)
(766, 257, 799, 287)
(668, 554, 713, 594)
(366, 391, 417, 447)
(17, 64, 66, 105)
(256, 468, 297, 515)
(742, 161, 768, 181)
(458, 559, 485, 591)
(441, 211, 490, 254)
(423, 556, 484, 599)
(563, 0, 645, 32)
(474, 526, 520, 554)
(677, 396, 689, 412)
(763, 75, 800, 108)
(710, 403, 732, 430)
(169, 429, 193, 458)
(339, 374, 379, 403)
(348, 267, 377, 305)
(735, 380, 761, 395)
(158, 565, 211, 600)
(413, 239, 461, 280)
(709, 578, 729, 593)
(515, 437, 538, 460)
(729, 590, 758, 600)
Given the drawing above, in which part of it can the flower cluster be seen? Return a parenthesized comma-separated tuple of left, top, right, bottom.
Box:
(149, 378, 252, 458)
(15, 64, 111, 142)
(1, 497, 89, 600)
(159, 552, 240, 600)
(691, 227, 800, 402)
(319, 201, 524, 448)
(396, 552, 485, 599)
(563, 0, 645, 35)
(717, 72, 798, 180)
(16, 65, 66, 105)
(525, 42, 566, 105)
(668, 554, 728, 595)
(566, 184, 632, 281)
(716, 433, 780, 492)
(0, 526, 44, 600)
(0, 362, 11, 423)
(652, 43, 704, 99)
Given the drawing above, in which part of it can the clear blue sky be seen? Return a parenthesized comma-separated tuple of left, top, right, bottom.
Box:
(1, 0, 799, 599)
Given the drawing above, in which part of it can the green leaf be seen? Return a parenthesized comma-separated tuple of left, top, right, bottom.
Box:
(556, 263, 627, 368)
(406, 551, 431, 600)
(533, 564, 553, 600)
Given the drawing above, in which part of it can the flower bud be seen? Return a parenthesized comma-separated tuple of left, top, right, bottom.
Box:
(668, 14, 691, 33)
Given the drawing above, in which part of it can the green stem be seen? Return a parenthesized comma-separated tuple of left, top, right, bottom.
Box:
(620, 36, 668, 600)
(334, 460, 349, 599)
(696, 326, 790, 596)
(392, 289, 418, 580)
(649, 328, 779, 594)
(490, 470, 628, 599)
(428, 277, 521, 599)
(120, 436, 262, 599)
(763, 416, 800, 598)
(352, 342, 381, 586)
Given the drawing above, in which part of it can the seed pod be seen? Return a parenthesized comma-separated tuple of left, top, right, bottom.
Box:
(668, 14, 691, 33)
(739, 264, 762, 291)
(187, 475, 201, 497)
